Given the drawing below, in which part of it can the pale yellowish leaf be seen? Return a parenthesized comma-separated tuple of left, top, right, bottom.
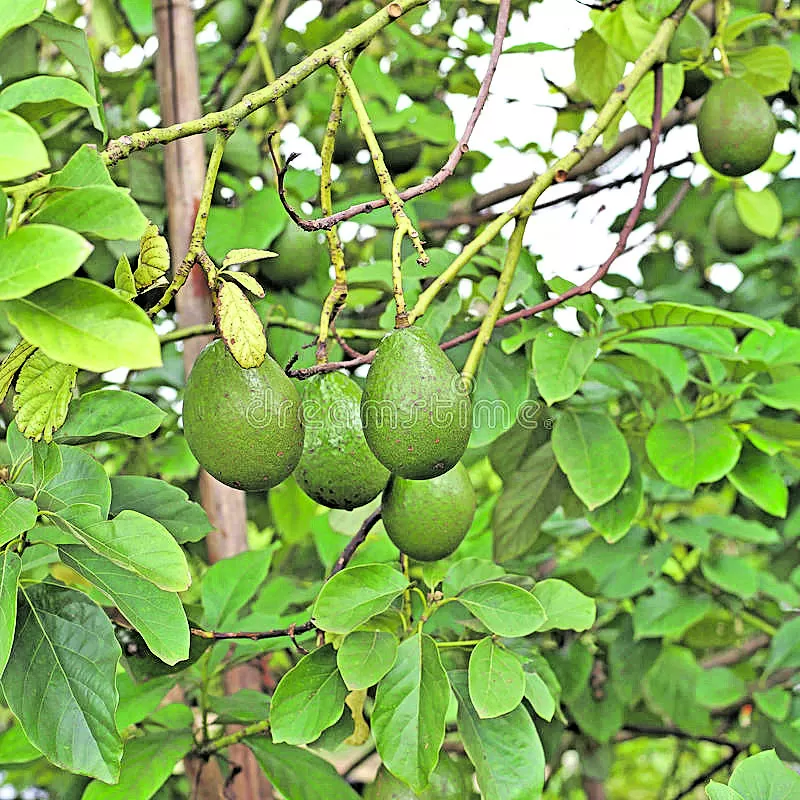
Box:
(133, 223, 170, 289)
(215, 281, 267, 368)
(0, 340, 36, 405)
(220, 271, 266, 298)
(114, 253, 136, 299)
(222, 248, 277, 268)
(343, 689, 370, 746)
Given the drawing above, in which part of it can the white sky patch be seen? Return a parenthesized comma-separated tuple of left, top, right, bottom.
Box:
(707, 262, 744, 293)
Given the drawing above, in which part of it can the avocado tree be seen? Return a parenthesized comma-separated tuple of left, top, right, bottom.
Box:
(1, 0, 800, 798)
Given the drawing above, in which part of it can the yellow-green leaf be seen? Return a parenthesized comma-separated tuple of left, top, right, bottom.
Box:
(114, 254, 136, 300)
(13, 350, 77, 442)
(215, 280, 266, 368)
(222, 248, 277, 268)
(0, 340, 36, 404)
(133, 223, 170, 290)
(221, 271, 266, 298)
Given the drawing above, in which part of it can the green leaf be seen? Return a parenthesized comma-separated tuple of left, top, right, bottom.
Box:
(215, 279, 267, 369)
(270, 645, 347, 745)
(728, 443, 788, 518)
(56, 389, 166, 444)
(0, 0, 45, 42)
(734, 188, 783, 238)
(114, 255, 136, 300)
(0, 224, 92, 300)
(451, 670, 545, 800)
(492, 442, 568, 561)
(0, 584, 122, 782)
(13, 351, 77, 442)
(645, 419, 741, 490)
(0, 723, 41, 765)
(634, 0, 680, 21)
(614, 342, 689, 393)
(552, 410, 630, 509)
(34, 187, 148, 241)
(569, 684, 625, 742)
(753, 687, 791, 722)
(644, 646, 711, 733)
(532, 328, 597, 405)
(765, 617, 800, 676)
(700, 514, 779, 544)
(0, 76, 96, 118)
(0, 111, 48, 180)
(627, 63, 684, 126)
(247, 738, 361, 800)
(312, 564, 408, 634)
(633, 582, 713, 639)
(532, 579, 596, 632)
(0, 340, 36, 405)
(372, 633, 449, 793)
(740, 324, 800, 366)
(695, 667, 747, 708)
(31, 440, 61, 488)
(50, 144, 115, 189)
(202, 548, 277, 629)
(523, 670, 556, 722)
(591, 2, 659, 61)
(573, 29, 626, 109)
(109, 476, 211, 544)
(729, 750, 800, 799)
(586, 456, 643, 542)
(468, 638, 525, 719)
(701, 554, 759, 600)
(4, 277, 162, 372)
(60, 510, 190, 591)
(0, 487, 37, 546)
(0, 550, 20, 676)
(732, 45, 793, 96)
(443, 558, 506, 597)
(614, 301, 773, 334)
(336, 630, 398, 690)
(82, 724, 193, 800)
(753, 377, 800, 412)
(59, 545, 189, 665)
(707, 783, 746, 800)
(723, 13, 772, 43)
(457, 581, 546, 637)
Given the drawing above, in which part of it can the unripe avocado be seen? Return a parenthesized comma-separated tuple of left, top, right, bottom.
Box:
(667, 12, 710, 63)
(262, 225, 324, 288)
(710, 193, 759, 255)
(215, 0, 250, 45)
(364, 755, 473, 799)
(381, 462, 476, 562)
(295, 372, 389, 509)
(183, 339, 304, 491)
(697, 78, 776, 176)
(384, 138, 423, 174)
(361, 326, 472, 480)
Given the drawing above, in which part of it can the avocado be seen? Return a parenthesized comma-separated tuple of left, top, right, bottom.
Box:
(381, 462, 476, 562)
(384, 138, 423, 174)
(364, 755, 473, 799)
(295, 372, 389, 509)
(667, 12, 710, 63)
(361, 326, 472, 479)
(215, 0, 250, 45)
(710, 193, 759, 255)
(697, 78, 776, 176)
(183, 339, 304, 490)
(262, 224, 325, 288)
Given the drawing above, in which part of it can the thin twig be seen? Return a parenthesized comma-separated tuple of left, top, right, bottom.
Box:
(329, 508, 382, 577)
(670, 747, 745, 800)
(700, 635, 771, 669)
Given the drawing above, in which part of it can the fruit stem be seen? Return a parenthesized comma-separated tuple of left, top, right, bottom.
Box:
(392, 226, 410, 328)
(715, 0, 732, 76)
(461, 213, 530, 385)
(250, 0, 289, 138)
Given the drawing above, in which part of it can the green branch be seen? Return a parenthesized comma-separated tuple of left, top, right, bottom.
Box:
(198, 719, 271, 757)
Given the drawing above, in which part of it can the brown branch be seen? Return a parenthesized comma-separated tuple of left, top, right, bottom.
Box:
(618, 725, 735, 748)
(272, 0, 512, 231)
(329, 507, 382, 577)
(700, 634, 771, 669)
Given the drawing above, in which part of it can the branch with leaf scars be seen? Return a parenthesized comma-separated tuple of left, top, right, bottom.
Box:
(189, 508, 382, 642)
(284, 63, 666, 378)
(271, 0, 511, 232)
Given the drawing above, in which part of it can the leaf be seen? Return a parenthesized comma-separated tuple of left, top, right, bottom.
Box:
(702, 514, 779, 543)
(0, 724, 41, 765)
(114, 255, 136, 300)
(451, 670, 545, 800)
(646, 419, 741, 490)
(32, 440, 61, 488)
(0, 550, 20, 676)
(753, 687, 791, 722)
(12, 350, 78, 442)
(5, 277, 162, 372)
(59, 545, 189, 665)
(492, 442, 569, 561)
(523, 671, 555, 722)
(202, 548, 277, 629)
(443, 558, 506, 597)
(707, 783, 746, 800)
(0, 111, 48, 180)
(56, 390, 165, 444)
(457, 581, 546, 637)
(532, 579, 596, 632)
(60, 510, 190, 591)
(753, 377, 800, 412)
(312, 564, 408, 634)
(270, 645, 347, 745)
(614, 301, 773, 334)
(223, 248, 277, 268)
(591, 1, 659, 61)
(626, 63, 684, 126)
(468, 638, 525, 719)
(739, 324, 800, 366)
(0, 224, 92, 300)
(109, 476, 211, 544)
(0, 340, 36, 404)
(695, 667, 747, 708)
(0, 490, 37, 547)
(644, 646, 711, 733)
(0, 76, 96, 118)
(222, 270, 266, 298)
(372, 633, 449, 793)
(133, 224, 170, 290)
(729, 750, 800, 799)
(701, 554, 759, 600)
(733, 45, 793, 96)
(573, 29, 626, 109)
(337, 630, 398, 690)
(247, 738, 361, 800)
(34, 187, 148, 241)
(0, 0, 45, 42)
(614, 342, 689, 393)
(723, 13, 773, 44)
(635, 0, 680, 21)
(586, 456, 643, 542)
(735, 188, 783, 238)
(632, 582, 713, 639)
(729, 443, 787, 518)
(82, 724, 193, 800)
(552, 410, 630, 509)
(532, 328, 597, 405)
(765, 617, 800, 676)
(215, 280, 267, 369)
(343, 688, 369, 746)
(50, 145, 115, 189)
(0, 584, 122, 782)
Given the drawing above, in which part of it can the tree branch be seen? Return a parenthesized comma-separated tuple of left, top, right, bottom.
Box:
(670, 746, 745, 800)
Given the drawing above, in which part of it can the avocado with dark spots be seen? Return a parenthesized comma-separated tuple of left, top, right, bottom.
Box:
(262, 224, 325, 288)
(361, 326, 472, 480)
(381, 462, 476, 561)
(710, 193, 759, 255)
(364, 754, 475, 799)
(295, 372, 389, 510)
(183, 339, 304, 491)
(697, 78, 776, 177)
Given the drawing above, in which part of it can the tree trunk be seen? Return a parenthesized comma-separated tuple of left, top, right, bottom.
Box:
(153, 2, 273, 797)
(583, 777, 607, 800)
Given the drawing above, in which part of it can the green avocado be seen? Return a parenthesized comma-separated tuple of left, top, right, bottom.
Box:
(383, 137, 423, 174)
(215, 0, 250, 45)
(697, 78, 776, 177)
(710, 193, 759, 255)
(183, 339, 304, 491)
(262, 224, 325, 288)
(295, 372, 389, 509)
(667, 11, 710, 63)
(361, 326, 472, 479)
(363, 755, 474, 799)
(381, 462, 476, 562)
